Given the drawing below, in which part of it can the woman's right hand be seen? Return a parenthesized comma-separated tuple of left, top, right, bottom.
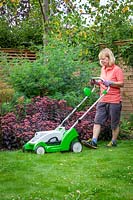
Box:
(90, 79, 99, 86)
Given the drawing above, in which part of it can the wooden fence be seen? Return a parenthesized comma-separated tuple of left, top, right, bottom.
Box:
(121, 64, 133, 118)
(0, 48, 36, 61)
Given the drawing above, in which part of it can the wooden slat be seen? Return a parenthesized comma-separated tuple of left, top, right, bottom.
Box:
(0, 48, 34, 53)
(122, 104, 133, 108)
(124, 80, 133, 84)
(7, 56, 36, 60)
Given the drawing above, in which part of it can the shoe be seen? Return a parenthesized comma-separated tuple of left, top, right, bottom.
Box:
(106, 141, 117, 147)
(81, 139, 97, 149)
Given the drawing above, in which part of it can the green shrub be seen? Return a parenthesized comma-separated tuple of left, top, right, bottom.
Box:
(8, 40, 99, 107)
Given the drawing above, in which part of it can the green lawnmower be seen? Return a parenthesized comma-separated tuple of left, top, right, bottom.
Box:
(23, 78, 109, 155)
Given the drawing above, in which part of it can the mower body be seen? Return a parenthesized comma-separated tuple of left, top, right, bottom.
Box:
(23, 127, 82, 154)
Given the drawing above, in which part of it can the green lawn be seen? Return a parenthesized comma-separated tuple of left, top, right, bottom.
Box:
(0, 140, 133, 200)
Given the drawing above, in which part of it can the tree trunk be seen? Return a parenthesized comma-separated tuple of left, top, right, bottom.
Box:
(38, 0, 50, 63)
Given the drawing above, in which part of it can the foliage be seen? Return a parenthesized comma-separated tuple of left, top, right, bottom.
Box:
(0, 55, 28, 115)
(0, 0, 43, 48)
(89, 1, 132, 44)
(0, 0, 30, 25)
(0, 81, 14, 103)
(0, 60, 15, 114)
(0, 39, 99, 115)
(119, 115, 133, 139)
(5, 40, 99, 106)
(0, 20, 16, 48)
(0, 96, 111, 150)
(47, 0, 133, 62)
(0, 140, 133, 200)
(119, 43, 133, 67)
(0, 92, 31, 116)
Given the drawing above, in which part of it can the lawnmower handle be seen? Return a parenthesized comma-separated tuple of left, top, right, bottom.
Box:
(91, 77, 110, 92)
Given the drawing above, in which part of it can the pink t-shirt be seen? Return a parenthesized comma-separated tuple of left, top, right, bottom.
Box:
(100, 64, 124, 103)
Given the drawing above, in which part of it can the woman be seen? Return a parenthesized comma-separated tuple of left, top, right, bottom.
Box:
(83, 48, 124, 148)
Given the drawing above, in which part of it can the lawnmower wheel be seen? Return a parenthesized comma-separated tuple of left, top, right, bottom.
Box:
(71, 141, 82, 153)
(35, 146, 45, 155)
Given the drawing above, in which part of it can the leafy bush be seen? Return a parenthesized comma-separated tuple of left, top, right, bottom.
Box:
(0, 96, 111, 150)
(7, 40, 99, 107)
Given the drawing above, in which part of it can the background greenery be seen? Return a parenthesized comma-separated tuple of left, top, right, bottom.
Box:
(0, 0, 133, 149)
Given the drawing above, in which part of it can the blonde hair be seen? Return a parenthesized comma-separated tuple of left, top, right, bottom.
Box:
(98, 48, 115, 66)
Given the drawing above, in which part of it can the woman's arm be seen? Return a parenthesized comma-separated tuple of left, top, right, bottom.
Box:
(111, 81, 124, 88)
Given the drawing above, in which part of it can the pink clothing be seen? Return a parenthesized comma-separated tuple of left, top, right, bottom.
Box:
(100, 64, 124, 103)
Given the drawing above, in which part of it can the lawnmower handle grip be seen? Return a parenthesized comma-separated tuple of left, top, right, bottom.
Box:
(91, 77, 104, 82)
(91, 77, 110, 91)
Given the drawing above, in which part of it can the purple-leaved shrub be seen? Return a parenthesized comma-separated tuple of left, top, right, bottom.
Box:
(0, 96, 111, 149)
